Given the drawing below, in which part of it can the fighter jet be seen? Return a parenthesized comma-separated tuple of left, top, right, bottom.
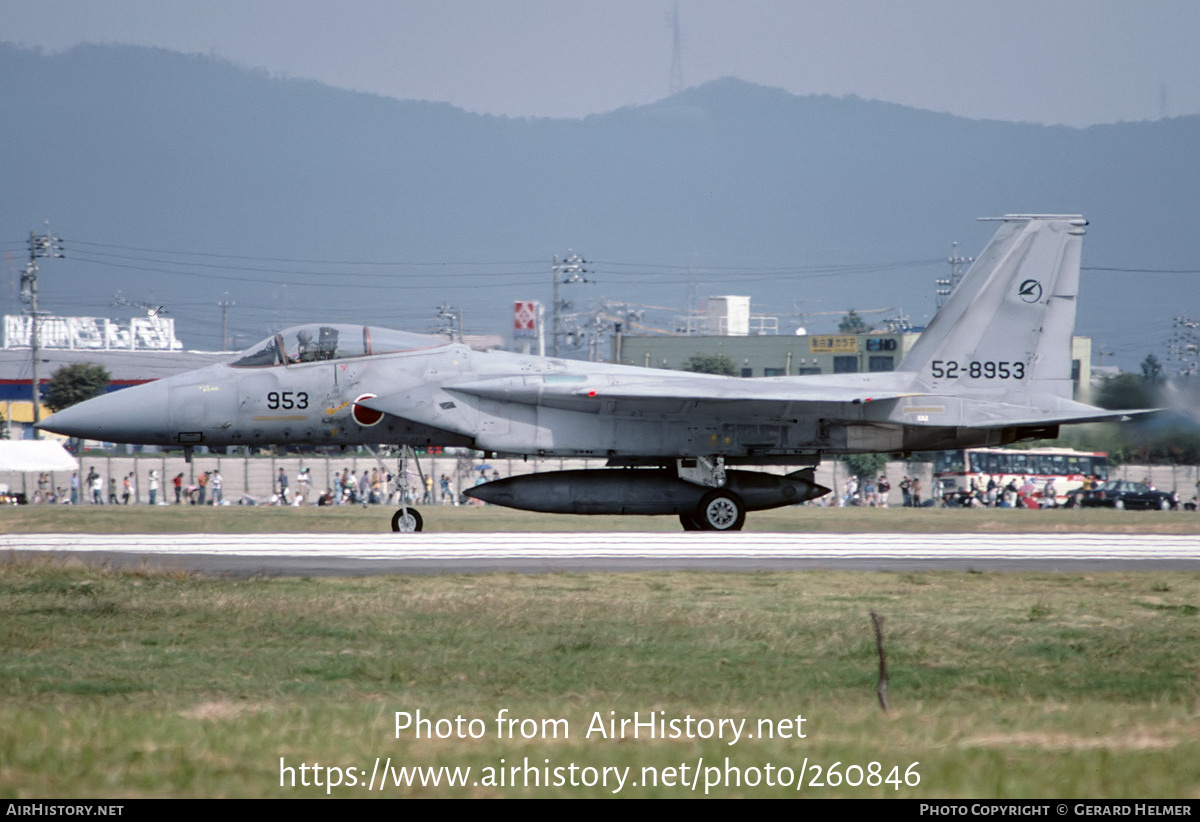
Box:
(39, 215, 1127, 530)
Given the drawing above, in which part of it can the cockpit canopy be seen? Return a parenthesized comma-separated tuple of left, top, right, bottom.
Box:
(230, 324, 446, 368)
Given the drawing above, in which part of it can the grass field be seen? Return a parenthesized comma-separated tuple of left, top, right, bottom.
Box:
(2, 506, 1199, 798)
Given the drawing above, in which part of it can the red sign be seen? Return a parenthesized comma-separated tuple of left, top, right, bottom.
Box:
(514, 301, 539, 338)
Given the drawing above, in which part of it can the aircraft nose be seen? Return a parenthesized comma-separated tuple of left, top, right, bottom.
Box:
(36, 381, 172, 445)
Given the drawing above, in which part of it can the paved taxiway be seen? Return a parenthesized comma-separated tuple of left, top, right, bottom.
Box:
(3, 532, 1197, 576)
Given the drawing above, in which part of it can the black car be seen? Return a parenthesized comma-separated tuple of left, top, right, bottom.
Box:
(1079, 480, 1178, 510)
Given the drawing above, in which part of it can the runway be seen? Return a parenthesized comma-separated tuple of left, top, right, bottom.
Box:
(3, 532, 1197, 576)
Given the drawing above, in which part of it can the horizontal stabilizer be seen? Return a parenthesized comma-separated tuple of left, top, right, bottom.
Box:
(900, 396, 1145, 428)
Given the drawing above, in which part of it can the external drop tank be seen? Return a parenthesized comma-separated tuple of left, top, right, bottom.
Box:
(463, 467, 829, 516)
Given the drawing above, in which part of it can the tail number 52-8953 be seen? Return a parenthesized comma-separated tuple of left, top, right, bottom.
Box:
(930, 361, 1025, 380)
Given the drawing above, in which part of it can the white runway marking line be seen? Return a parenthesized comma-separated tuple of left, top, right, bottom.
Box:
(2, 533, 1197, 561)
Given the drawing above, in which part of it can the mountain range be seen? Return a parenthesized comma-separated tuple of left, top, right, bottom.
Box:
(2, 43, 1197, 370)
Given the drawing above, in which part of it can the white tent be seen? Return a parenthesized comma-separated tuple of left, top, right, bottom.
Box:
(0, 440, 80, 472)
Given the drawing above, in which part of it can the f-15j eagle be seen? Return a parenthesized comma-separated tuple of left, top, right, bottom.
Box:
(39, 215, 1127, 530)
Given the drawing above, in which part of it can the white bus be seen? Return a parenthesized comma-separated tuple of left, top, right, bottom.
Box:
(933, 447, 1108, 508)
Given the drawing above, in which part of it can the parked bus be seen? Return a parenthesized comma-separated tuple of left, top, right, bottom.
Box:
(933, 447, 1108, 508)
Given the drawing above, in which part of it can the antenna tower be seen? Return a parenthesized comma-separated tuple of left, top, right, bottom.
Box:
(669, 3, 684, 95)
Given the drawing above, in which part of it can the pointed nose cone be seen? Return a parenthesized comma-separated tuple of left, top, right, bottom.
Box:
(37, 381, 172, 445)
(462, 479, 514, 507)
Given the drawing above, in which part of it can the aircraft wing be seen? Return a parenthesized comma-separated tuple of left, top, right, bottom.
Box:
(443, 380, 1140, 429)
(358, 373, 1140, 442)
(355, 374, 921, 443)
(444, 374, 919, 408)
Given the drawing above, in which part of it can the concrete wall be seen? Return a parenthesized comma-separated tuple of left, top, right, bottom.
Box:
(5, 453, 1198, 509)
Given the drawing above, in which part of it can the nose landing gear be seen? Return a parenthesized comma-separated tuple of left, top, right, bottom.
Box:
(391, 506, 424, 532)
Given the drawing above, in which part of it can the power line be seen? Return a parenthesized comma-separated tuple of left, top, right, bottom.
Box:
(67, 238, 543, 268)
(1083, 266, 1200, 274)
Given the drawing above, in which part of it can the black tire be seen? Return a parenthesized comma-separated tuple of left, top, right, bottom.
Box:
(679, 512, 703, 530)
(694, 489, 746, 531)
(391, 507, 424, 532)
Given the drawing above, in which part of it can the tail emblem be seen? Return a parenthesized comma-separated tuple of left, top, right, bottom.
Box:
(1018, 279, 1042, 303)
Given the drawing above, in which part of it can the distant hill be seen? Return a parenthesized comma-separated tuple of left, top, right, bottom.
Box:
(2, 43, 1197, 368)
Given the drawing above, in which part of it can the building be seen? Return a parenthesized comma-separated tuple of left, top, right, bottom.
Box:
(1, 313, 227, 439)
(615, 330, 918, 377)
(611, 296, 1095, 398)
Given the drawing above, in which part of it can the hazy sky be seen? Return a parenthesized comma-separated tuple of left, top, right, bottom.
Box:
(5, 0, 1200, 126)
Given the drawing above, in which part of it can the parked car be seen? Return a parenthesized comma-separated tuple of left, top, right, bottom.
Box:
(1079, 480, 1178, 510)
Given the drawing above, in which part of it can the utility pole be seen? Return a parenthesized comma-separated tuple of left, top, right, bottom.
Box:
(936, 242, 973, 308)
(551, 251, 589, 357)
(21, 229, 64, 438)
(583, 301, 644, 362)
(436, 303, 463, 342)
(218, 292, 235, 351)
(1169, 315, 1199, 377)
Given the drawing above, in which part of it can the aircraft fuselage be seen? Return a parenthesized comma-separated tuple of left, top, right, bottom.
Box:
(37, 215, 1125, 531)
(42, 340, 1047, 460)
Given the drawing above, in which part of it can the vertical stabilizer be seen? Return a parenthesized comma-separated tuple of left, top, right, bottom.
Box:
(898, 215, 1087, 402)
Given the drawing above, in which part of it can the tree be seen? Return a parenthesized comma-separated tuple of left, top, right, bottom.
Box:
(1096, 373, 1160, 410)
(1096, 352, 1169, 411)
(838, 310, 872, 334)
(682, 353, 737, 376)
(42, 362, 111, 412)
(843, 452, 887, 481)
(1140, 353, 1164, 384)
(1042, 372, 1200, 465)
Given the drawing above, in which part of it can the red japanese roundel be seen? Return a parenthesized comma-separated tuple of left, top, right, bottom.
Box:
(352, 394, 384, 426)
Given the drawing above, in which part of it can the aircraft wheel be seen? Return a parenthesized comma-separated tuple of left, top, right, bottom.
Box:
(694, 490, 746, 531)
(391, 507, 424, 532)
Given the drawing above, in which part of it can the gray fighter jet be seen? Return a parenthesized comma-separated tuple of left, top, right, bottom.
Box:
(39, 215, 1128, 530)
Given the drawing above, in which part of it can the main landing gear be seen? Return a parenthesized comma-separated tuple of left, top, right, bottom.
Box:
(676, 457, 747, 531)
(679, 488, 747, 531)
